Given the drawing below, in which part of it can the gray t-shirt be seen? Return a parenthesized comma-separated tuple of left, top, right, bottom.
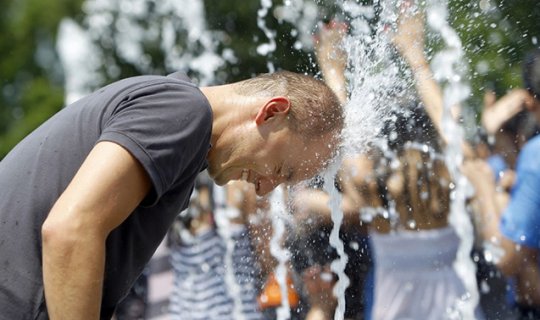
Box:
(0, 72, 212, 319)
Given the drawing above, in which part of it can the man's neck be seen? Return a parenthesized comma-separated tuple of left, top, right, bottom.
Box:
(200, 85, 261, 147)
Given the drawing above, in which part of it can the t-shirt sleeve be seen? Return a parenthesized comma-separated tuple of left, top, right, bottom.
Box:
(500, 138, 540, 248)
(98, 80, 212, 206)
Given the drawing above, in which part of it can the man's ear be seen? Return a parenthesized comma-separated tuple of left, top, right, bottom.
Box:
(255, 97, 291, 125)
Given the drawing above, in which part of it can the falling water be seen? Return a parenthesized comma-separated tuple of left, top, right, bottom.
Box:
(340, 0, 405, 155)
(426, 0, 480, 318)
(325, 2, 405, 318)
(257, 0, 277, 72)
(268, 186, 293, 320)
(256, 2, 295, 319)
(279, 1, 407, 318)
(274, 0, 319, 52)
(322, 156, 349, 320)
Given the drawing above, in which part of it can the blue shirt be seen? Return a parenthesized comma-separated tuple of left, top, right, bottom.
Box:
(501, 135, 540, 248)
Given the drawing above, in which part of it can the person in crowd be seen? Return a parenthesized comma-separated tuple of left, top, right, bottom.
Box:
(461, 48, 540, 319)
(168, 173, 264, 320)
(481, 87, 539, 179)
(0, 68, 344, 319)
(305, 6, 484, 319)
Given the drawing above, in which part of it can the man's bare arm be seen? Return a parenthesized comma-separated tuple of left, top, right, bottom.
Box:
(42, 141, 151, 319)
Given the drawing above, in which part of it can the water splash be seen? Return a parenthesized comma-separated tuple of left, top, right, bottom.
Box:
(340, 0, 407, 156)
(334, 3, 406, 316)
(268, 186, 293, 320)
(425, 0, 480, 318)
(284, 2, 407, 318)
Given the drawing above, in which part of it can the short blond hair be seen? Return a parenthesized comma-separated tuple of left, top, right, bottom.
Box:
(234, 71, 344, 139)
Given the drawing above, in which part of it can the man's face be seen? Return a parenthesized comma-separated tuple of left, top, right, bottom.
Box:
(209, 129, 337, 196)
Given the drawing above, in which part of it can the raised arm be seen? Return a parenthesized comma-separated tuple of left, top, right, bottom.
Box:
(42, 141, 151, 319)
(392, 9, 475, 158)
(481, 88, 532, 135)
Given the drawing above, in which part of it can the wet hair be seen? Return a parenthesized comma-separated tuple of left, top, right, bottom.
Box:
(234, 71, 344, 139)
(523, 48, 540, 101)
(375, 103, 451, 226)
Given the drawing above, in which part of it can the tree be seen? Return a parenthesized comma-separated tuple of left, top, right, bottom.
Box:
(0, 0, 83, 158)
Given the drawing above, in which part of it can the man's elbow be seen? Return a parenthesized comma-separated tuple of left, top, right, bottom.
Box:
(41, 204, 104, 252)
(42, 212, 80, 254)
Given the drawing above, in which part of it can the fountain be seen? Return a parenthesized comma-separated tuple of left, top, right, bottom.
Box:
(57, 0, 487, 319)
(425, 0, 480, 317)
(323, 158, 349, 320)
(268, 186, 293, 320)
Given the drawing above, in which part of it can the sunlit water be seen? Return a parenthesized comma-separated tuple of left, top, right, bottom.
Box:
(268, 186, 293, 320)
(322, 157, 349, 320)
(426, 0, 480, 318)
(330, 2, 407, 319)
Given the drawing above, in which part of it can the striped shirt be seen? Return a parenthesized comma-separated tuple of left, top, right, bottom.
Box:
(169, 225, 263, 320)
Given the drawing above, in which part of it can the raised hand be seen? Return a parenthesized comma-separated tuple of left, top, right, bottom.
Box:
(313, 20, 349, 103)
(391, 1, 427, 69)
(481, 89, 532, 135)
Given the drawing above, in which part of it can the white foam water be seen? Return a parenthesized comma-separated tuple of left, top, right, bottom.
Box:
(323, 156, 349, 320)
(268, 186, 293, 320)
(425, 0, 480, 318)
(257, 0, 277, 72)
(326, 2, 406, 318)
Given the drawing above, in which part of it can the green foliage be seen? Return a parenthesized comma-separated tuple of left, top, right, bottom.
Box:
(0, 0, 83, 159)
(202, 0, 316, 82)
(450, 0, 540, 110)
(0, 79, 64, 156)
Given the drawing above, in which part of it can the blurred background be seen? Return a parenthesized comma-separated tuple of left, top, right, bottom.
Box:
(1, 0, 539, 158)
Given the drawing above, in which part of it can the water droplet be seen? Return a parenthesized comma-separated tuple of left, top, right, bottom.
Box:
(480, 280, 490, 294)
(349, 241, 359, 251)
